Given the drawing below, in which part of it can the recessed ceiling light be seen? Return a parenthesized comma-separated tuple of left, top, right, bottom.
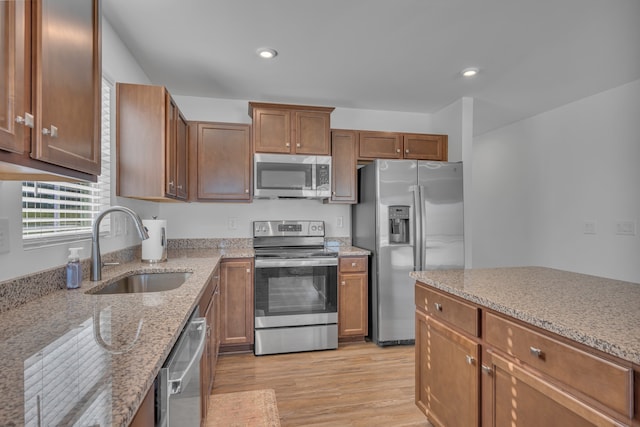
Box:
(257, 48, 278, 59)
(461, 67, 479, 78)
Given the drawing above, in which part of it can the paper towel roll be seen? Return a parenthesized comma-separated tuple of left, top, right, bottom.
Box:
(142, 219, 167, 262)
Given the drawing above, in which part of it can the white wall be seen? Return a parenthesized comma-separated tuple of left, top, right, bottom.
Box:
(473, 79, 640, 283)
(0, 18, 156, 282)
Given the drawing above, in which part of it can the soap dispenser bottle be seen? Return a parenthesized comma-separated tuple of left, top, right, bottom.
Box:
(66, 247, 83, 289)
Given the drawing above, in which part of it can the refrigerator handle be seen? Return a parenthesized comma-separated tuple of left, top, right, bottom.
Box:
(413, 185, 422, 271)
(419, 185, 427, 271)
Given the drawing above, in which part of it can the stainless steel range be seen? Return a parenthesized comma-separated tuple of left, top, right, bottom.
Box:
(253, 220, 338, 355)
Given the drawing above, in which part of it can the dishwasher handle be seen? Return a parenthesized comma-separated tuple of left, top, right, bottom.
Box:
(168, 317, 206, 395)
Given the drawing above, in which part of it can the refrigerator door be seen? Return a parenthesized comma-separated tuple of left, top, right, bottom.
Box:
(375, 159, 417, 343)
(417, 162, 464, 270)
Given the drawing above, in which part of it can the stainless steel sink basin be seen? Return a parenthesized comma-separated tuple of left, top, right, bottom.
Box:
(90, 272, 192, 295)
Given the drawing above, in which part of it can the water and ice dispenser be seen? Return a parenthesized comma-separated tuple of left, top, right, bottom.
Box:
(389, 206, 409, 243)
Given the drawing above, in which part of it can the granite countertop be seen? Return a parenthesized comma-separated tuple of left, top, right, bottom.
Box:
(410, 267, 640, 365)
(0, 247, 252, 427)
(335, 245, 370, 256)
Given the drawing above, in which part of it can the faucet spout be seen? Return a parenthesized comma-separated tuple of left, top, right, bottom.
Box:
(91, 206, 149, 281)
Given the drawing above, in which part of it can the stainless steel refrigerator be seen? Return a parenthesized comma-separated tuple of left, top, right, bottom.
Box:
(352, 159, 464, 345)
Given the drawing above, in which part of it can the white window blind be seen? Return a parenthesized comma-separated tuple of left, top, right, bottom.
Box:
(22, 77, 112, 246)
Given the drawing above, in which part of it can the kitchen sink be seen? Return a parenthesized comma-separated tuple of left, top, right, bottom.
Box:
(89, 272, 192, 295)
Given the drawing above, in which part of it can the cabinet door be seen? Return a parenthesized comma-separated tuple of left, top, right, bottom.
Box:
(489, 353, 624, 427)
(293, 110, 330, 155)
(32, 0, 101, 175)
(0, 0, 29, 154)
(403, 134, 447, 161)
(220, 259, 254, 347)
(192, 122, 251, 201)
(252, 108, 291, 153)
(175, 111, 188, 200)
(416, 312, 479, 427)
(338, 273, 368, 337)
(165, 97, 177, 198)
(358, 131, 402, 159)
(330, 129, 357, 203)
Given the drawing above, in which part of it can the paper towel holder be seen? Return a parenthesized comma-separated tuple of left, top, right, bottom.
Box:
(142, 217, 168, 264)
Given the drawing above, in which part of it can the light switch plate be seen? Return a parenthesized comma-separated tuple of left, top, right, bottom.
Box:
(0, 218, 10, 254)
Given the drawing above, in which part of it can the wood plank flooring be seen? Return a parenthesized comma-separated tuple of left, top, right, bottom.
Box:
(208, 341, 432, 427)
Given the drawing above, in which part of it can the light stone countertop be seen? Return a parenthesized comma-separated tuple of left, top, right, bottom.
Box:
(0, 247, 252, 427)
(410, 266, 640, 365)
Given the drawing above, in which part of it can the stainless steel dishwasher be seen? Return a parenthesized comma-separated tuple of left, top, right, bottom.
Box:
(156, 308, 206, 427)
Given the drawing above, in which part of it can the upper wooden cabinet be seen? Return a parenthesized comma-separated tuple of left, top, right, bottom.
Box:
(116, 83, 189, 201)
(188, 122, 251, 202)
(329, 129, 357, 204)
(0, 0, 101, 181)
(358, 131, 448, 161)
(249, 102, 334, 155)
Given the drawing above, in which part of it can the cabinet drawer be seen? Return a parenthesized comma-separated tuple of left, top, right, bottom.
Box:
(415, 283, 479, 337)
(339, 257, 367, 273)
(485, 312, 633, 418)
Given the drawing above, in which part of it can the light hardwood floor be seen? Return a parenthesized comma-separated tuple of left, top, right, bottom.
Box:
(208, 341, 432, 427)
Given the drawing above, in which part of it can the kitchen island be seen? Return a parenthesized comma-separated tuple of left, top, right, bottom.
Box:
(412, 266, 640, 427)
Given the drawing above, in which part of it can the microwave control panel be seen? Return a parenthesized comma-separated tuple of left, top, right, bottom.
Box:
(317, 164, 330, 190)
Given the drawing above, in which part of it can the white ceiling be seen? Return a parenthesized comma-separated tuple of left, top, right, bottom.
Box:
(103, 0, 640, 136)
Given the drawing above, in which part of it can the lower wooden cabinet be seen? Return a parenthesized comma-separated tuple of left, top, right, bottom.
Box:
(338, 256, 368, 340)
(199, 266, 220, 422)
(220, 258, 254, 352)
(415, 311, 480, 427)
(414, 281, 636, 427)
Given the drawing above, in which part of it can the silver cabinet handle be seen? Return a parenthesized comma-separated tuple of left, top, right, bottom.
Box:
(296, 143, 301, 147)
(351, 262, 356, 267)
(168, 181, 174, 187)
(341, 281, 346, 286)
(42, 125, 58, 137)
(434, 303, 443, 312)
(396, 148, 401, 153)
(530, 347, 543, 358)
(465, 355, 475, 365)
(16, 113, 34, 128)
(405, 149, 409, 153)
(285, 143, 290, 147)
(481, 365, 492, 375)
(245, 189, 249, 193)
(246, 268, 251, 273)
(177, 185, 183, 190)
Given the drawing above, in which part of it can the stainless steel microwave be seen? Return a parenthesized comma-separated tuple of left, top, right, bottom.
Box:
(253, 153, 331, 199)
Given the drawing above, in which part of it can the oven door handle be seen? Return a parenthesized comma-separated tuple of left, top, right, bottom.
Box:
(255, 257, 338, 268)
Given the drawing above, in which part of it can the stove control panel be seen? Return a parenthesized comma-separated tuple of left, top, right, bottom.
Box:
(253, 220, 325, 237)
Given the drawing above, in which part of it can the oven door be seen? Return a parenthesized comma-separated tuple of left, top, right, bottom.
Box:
(254, 257, 338, 328)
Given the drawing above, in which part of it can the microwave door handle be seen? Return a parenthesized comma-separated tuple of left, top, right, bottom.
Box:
(168, 318, 207, 395)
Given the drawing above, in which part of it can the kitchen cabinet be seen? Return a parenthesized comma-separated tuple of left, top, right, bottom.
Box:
(0, 0, 101, 181)
(188, 121, 251, 202)
(219, 258, 254, 353)
(415, 285, 480, 427)
(249, 102, 334, 155)
(414, 281, 636, 427)
(116, 83, 189, 201)
(199, 265, 220, 422)
(358, 131, 448, 162)
(329, 129, 357, 204)
(338, 256, 368, 340)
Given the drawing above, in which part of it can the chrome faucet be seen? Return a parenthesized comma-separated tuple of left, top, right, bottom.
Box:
(91, 206, 149, 281)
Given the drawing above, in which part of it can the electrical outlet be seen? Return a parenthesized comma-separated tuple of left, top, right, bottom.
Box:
(583, 220, 597, 235)
(616, 220, 636, 236)
(337, 216, 344, 228)
(228, 217, 238, 230)
(0, 218, 10, 254)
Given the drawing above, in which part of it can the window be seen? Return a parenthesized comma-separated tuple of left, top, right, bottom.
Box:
(21, 77, 113, 247)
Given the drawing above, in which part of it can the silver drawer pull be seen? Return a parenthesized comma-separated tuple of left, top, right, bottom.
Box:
(530, 347, 543, 358)
(465, 355, 475, 365)
(351, 262, 356, 267)
(481, 365, 492, 375)
(434, 303, 443, 312)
